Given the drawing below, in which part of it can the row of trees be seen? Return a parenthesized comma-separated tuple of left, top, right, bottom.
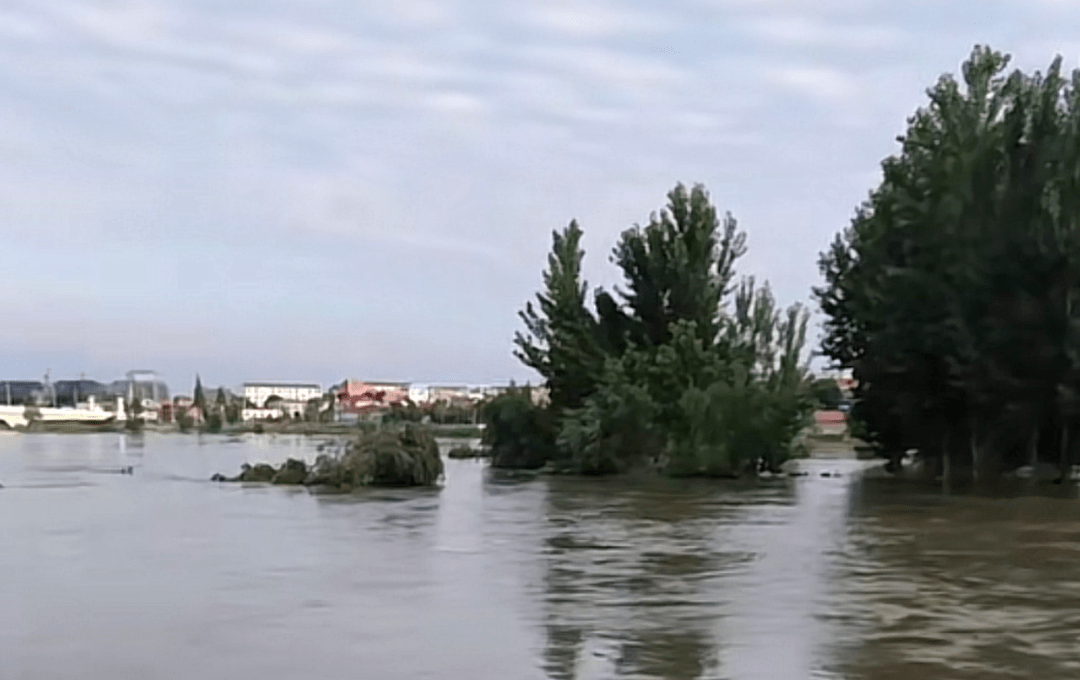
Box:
(486, 183, 815, 476)
(179, 376, 488, 431)
(382, 400, 483, 425)
(815, 46, 1080, 481)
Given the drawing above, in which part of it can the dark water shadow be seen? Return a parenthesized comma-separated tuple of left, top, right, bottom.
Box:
(837, 474, 1080, 679)
(532, 474, 799, 679)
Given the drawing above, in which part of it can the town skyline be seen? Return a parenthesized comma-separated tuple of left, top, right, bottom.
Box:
(4, 1, 1079, 390)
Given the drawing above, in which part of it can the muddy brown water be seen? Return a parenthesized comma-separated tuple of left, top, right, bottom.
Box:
(1, 432, 1078, 679)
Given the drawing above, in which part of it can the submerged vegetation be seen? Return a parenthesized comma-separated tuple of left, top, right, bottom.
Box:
(212, 424, 443, 489)
(485, 183, 813, 477)
(447, 444, 484, 459)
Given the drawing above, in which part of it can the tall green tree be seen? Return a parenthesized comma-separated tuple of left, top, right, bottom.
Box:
(193, 375, 207, 415)
(498, 182, 812, 477)
(815, 45, 1080, 480)
(810, 378, 844, 410)
(612, 183, 746, 349)
(515, 221, 606, 414)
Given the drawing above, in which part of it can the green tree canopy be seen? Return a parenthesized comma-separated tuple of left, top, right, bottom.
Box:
(815, 45, 1080, 480)
(193, 375, 206, 414)
(495, 182, 812, 476)
(514, 220, 605, 414)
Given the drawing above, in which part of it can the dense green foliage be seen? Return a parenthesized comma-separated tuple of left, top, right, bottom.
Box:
(810, 378, 845, 410)
(482, 386, 559, 469)
(494, 183, 813, 475)
(205, 387, 226, 431)
(193, 375, 206, 415)
(383, 401, 424, 423)
(224, 397, 241, 425)
(815, 46, 1080, 480)
(447, 444, 481, 459)
(214, 424, 443, 488)
(515, 220, 605, 414)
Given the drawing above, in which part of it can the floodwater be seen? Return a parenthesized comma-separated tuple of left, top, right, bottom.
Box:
(1, 433, 1079, 680)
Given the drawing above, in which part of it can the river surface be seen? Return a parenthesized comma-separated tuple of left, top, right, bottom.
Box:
(1, 433, 1079, 679)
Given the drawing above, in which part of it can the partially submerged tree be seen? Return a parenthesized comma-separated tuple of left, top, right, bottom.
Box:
(815, 45, 1080, 482)
(483, 386, 559, 469)
(213, 424, 443, 489)
(514, 220, 606, 414)
(493, 183, 812, 476)
(810, 378, 845, 410)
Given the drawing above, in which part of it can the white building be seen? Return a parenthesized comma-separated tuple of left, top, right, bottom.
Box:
(242, 407, 285, 422)
(408, 385, 430, 404)
(243, 382, 322, 409)
(409, 383, 515, 404)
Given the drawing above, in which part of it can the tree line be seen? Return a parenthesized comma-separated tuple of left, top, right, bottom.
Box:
(816, 46, 1080, 481)
(484, 184, 813, 476)
(488, 44, 1080, 483)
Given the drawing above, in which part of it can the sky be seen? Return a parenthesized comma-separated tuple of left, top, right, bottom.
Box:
(2, 0, 1080, 394)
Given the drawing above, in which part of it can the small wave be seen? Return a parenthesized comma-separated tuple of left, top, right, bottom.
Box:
(433, 545, 484, 554)
(6, 481, 97, 489)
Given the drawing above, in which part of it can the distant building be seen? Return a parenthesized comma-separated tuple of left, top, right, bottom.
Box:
(813, 410, 847, 436)
(335, 380, 409, 419)
(837, 376, 857, 395)
(243, 382, 321, 419)
(407, 384, 430, 404)
(242, 407, 285, 422)
(0, 371, 169, 416)
(365, 381, 411, 400)
(428, 385, 471, 404)
(0, 381, 45, 406)
(529, 386, 551, 407)
(111, 370, 170, 403)
(479, 385, 513, 400)
(186, 405, 204, 424)
(52, 380, 110, 406)
(407, 383, 514, 405)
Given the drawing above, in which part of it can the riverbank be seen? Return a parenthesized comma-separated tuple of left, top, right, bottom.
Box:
(11, 420, 486, 438)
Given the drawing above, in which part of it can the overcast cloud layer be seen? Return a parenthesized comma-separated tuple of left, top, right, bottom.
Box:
(2, 0, 1079, 392)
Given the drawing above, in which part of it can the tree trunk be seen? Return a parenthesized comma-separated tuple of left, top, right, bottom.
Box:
(941, 430, 951, 495)
(970, 416, 980, 484)
(1059, 424, 1071, 483)
(885, 448, 904, 474)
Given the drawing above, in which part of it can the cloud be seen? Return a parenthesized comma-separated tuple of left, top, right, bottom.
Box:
(425, 90, 489, 115)
(0, 7, 54, 41)
(740, 16, 906, 50)
(522, 0, 677, 38)
(277, 169, 519, 268)
(510, 44, 689, 111)
(55, 0, 177, 51)
(704, 0, 874, 11)
(228, 22, 353, 57)
(765, 65, 860, 103)
(368, 0, 456, 29)
(6, 0, 1080, 388)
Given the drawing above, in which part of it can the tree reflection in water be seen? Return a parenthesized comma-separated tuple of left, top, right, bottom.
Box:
(535, 476, 796, 679)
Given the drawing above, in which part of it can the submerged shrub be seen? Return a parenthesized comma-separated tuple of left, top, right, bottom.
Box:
(482, 390, 559, 469)
(213, 424, 443, 489)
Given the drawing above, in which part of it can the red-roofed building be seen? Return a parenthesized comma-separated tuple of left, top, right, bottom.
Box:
(335, 380, 409, 419)
(837, 376, 857, 395)
(813, 410, 847, 436)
